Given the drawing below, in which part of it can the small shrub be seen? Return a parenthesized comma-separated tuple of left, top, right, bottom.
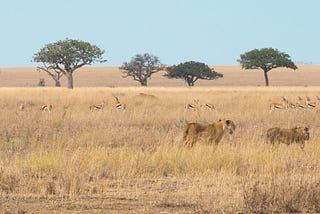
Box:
(38, 78, 46, 87)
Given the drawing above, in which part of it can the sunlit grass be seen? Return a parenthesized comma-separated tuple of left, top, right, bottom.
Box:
(1, 87, 320, 212)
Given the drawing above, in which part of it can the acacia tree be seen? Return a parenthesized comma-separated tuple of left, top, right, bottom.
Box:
(165, 61, 223, 86)
(33, 38, 106, 89)
(238, 47, 297, 86)
(119, 53, 165, 86)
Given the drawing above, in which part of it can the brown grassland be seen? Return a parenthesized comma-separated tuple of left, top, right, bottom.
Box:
(1, 65, 320, 87)
(1, 66, 320, 213)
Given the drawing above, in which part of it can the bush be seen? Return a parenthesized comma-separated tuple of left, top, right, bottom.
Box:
(38, 78, 46, 87)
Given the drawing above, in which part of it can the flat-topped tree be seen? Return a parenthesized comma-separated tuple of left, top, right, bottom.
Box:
(238, 48, 297, 86)
(33, 38, 106, 89)
(165, 61, 223, 86)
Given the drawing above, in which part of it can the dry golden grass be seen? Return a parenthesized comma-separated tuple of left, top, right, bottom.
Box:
(1, 87, 320, 212)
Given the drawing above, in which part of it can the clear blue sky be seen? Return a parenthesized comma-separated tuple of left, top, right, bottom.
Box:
(1, 0, 319, 67)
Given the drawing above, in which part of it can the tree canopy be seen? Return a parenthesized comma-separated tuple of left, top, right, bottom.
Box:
(119, 53, 164, 86)
(165, 61, 223, 86)
(33, 38, 106, 88)
(238, 48, 297, 86)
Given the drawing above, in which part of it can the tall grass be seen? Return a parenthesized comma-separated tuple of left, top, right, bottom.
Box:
(1, 87, 320, 212)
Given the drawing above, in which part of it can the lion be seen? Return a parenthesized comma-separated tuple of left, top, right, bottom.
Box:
(183, 119, 236, 148)
(266, 126, 310, 148)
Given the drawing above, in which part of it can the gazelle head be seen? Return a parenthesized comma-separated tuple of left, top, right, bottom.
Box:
(101, 100, 107, 105)
(306, 96, 311, 102)
(113, 96, 120, 103)
(281, 96, 288, 102)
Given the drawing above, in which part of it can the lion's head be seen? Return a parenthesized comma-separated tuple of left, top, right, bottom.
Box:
(294, 127, 310, 141)
(219, 119, 236, 134)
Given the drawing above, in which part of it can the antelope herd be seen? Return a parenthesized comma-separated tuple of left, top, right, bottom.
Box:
(18, 95, 128, 113)
(270, 96, 320, 110)
(185, 98, 216, 111)
(183, 96, 315, 148)
(15, 93, 318, 149)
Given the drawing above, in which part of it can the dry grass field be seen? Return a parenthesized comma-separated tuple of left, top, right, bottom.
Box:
(0, 66, 320, 213)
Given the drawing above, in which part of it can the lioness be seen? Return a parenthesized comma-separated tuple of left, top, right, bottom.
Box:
(183, 119, 236, 148)
(266, 126, 310, 148)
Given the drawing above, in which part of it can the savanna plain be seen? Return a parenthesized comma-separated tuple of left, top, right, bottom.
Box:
(1, 66, 320, 213)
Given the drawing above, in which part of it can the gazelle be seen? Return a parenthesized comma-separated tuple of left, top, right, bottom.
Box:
(40, 104, 53, 112)
(296, 96, 307, 110)
(201, 103, 216, 110)
(185, 99, 200, 111)
(114, 96, 126, 111)
(269, 97, 287, 110)
(89, 100, 107, 112)
(18, 102, 25, 111)
(282, 97, 297, 109)
(306, 96, 316, 109)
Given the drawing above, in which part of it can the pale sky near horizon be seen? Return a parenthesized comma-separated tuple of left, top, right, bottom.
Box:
(1, 0, 319, 67)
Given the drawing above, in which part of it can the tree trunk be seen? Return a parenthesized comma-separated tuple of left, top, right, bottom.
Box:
(66, 73, 74, 89)
(140, 78, 148, 86)
(187, 79, 194, 86)
(41, 69, 62, 87)
(264, 70, 269, 86)
(54, 80, 61, 87)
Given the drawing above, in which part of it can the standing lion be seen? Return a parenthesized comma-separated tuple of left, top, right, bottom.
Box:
(266, 126, 310, 148)
(183, 119, 236, 148)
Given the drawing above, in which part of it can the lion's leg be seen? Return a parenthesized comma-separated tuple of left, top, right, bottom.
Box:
(214, 134, 224, 145)
(269, 135, 276, 144)
(188, 129, 199, 148)
(295, 138, 305, 149)
(191, 134, 198, 147)
(183, 129, 189, 147)
(208, 136, 214, 145)
(268, 135, 276, 145)
(183, 125, 192, 147)
(183, 125, 197, 148)
(184, 136, 193, 148)
(186, 135, 195, 148)
(208, 133, 216, 145)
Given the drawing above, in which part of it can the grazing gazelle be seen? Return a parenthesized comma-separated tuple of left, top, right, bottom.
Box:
(296, 96, 307, 110)
(185, 99, 200, 111)
(306, 96, 316, 109)
(40, 104, 53, 112)
(114, 96, 126, 111)
(269, 97, 287, 110)
(282, 96, 296, 109)
(89, 100, 107, 112)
